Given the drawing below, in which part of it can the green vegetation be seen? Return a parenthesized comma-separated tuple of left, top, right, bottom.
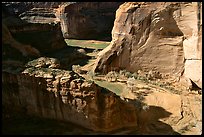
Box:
(102, 70, 182, 95)
(65, 39, 110, 49)
(94, 80, 124, 95)
(105, 71, 119, 82)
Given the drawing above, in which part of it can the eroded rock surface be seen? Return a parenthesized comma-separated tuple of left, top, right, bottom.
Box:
(3, 2, 123, 40)
(93, 2, 202, 89)
(2, 2, 63, 24)
(2, 68, 139, 132)
(56, 2, 123, 40)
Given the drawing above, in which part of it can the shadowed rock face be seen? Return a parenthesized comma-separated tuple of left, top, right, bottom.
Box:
(2, 2, 63, 15)
(2, 4, 67, 54)
(56, 2, 123, 40)
(2, 2, 63, 24)
(3, 2, 123, 40)
(2, 69, 138, 132)
(2, 4, 68, 74)
(93, 2, 202, 88)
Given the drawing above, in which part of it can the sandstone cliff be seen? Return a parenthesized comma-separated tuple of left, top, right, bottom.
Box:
(56, 2, 123, 40)
(2, 68, 138, 132)
(93, 2, 202, 88)
(3, 2, 123, 40)
(2, 3, 67, 54)
(2, 5, 71, 73)
(2, 2, 141, 133)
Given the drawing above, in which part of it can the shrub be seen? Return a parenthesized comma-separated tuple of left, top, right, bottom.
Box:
(127, 77, 136, 92)
(125, 71, 132, 78)
(132, 72, 138, 79)
(72, 65, 81, 73)
(105, 71, 118, 82)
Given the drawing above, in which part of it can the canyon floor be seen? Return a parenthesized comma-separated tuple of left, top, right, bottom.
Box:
(79, 40, 202, 135)
(2, 39, 202, 135)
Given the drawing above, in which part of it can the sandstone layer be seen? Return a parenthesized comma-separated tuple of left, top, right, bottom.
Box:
(2, 68, 138, 132)
(2, 5, 87, 73)
(56, 2, 123, 40)
(3, 2, 123, 40)
(93, 2, 202, 88)
(2, 4, 66, 54)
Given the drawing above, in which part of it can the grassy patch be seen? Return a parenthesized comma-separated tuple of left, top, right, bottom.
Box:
(94, 80, 124, 95)
(65, 39, 110, 49)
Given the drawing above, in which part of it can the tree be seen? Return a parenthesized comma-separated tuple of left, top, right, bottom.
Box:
(127, 77, 136, 92)
(105, 71, 118, 82)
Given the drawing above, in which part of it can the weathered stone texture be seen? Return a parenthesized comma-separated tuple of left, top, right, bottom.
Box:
(2, 69, 138, 132)
(94, 2, 202, 88)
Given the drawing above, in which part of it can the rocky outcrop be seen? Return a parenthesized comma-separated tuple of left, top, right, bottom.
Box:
(2, 2, 65, 53)
(19, 8, 58, 24)
(56, 2, 123, 40)
(2, 2, 62, 15)
(174, 2, 202, 88)
(2, 69, 138, 132)
(2, 22, 40, 58)
(93, 2, 202, 88)
(2, 4, 67, 54)
(25, 57, 61, 69)
(7, 22, 66, 54)
(3, 2, 123, 40)
(2, 2, 62, 23)
(2, 5, 91, 75)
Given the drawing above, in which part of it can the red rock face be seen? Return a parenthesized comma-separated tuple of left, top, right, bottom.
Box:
(2, 70, 138, 132)
(93, 2, 202, 88)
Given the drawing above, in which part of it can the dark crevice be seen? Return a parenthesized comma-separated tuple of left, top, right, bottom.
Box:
(191, 80, 201, 91)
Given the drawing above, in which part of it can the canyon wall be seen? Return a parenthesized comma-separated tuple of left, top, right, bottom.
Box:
(174, 2, 202, 88)
(55, 2, 123, 40)
(2, 4, 67, 55)
(3, 2, 123, 40)
(2, 2, 140, 132)
(93, 2, 202, 88)
(2, 69, 138, 132)
(2, 4, 69, 73)
(8, 23, 66, 54)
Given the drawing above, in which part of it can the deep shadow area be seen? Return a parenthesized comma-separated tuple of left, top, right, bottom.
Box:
(190, 80, 201, 91)
(2, 101, 180, 135)
(2, 107, 93, 135)
(124, 99, 181, 135)
(137, 105, 180, 135)
(44, 45, 94, 70)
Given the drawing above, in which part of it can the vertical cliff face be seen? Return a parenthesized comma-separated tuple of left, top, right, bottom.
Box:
(2, 69, 138, 132)
(173, 2, 202, 88)
(56, 2, 123, 40)
(7, 23, 66, 54)
(93, 2, 202, 88)
(2, 2, 63, 24)
(2, 4, 67, 66)
(3, 2, 124, 40)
